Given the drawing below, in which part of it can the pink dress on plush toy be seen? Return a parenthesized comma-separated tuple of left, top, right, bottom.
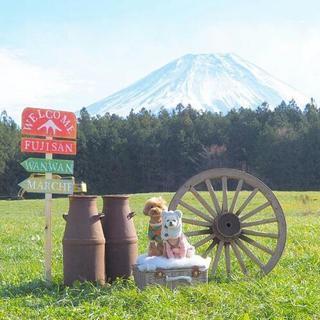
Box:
(163, 234, 195, 259)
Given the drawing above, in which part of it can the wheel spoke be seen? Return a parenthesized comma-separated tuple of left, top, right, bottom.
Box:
(225, 243, 231, 275)
(184, 229, 212, 237)
(193, 234, 215, 248)
(205, 179, 221, 214)
(222, 176, 228, 213)
(182, 217, 213, 227)
(190, 187, 217, 217)
(202, 239, 218, 258)
(235, 188, 259, 216)
(230, 241, 247, 275)
(240, 235, 274, 255)
(229, 179, 243, 213)
(242, 229, 278, 239)
(241, 217, 277, 228)
(211, 240, 224, 275)
(235, 239, 265, 271)
(179, 200, 214, 223)
(239, 202, 271, 221)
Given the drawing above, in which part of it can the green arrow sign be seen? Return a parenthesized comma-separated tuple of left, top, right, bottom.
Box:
(20, 158, 74, 174)
(18, 177, 74, 194)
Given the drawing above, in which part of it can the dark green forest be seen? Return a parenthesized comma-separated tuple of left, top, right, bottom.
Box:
(1, 99, 320, 197)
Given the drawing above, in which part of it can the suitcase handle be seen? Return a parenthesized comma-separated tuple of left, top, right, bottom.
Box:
(165, 275, 192, 283)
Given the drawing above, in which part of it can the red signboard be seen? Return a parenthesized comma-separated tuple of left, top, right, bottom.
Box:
(21, 137, 77, 155)
(21, 107, 77, 139)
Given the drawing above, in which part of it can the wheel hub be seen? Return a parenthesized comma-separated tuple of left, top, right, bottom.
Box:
(214, 213, 241, 239)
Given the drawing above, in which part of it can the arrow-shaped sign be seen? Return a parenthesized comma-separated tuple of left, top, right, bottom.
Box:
(20, 158, 74, 174)
(18, 177, 74, 194)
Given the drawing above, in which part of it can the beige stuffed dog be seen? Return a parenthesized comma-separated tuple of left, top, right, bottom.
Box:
(143, 196, 168, 256)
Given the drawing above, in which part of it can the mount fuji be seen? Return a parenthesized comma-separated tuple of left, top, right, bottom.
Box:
(86, 53, 309, 116)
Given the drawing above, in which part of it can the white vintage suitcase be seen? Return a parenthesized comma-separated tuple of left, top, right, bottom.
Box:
(133, 265, 208, 289)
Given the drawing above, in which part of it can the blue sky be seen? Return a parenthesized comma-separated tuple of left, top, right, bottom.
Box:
(1, 0, 319, 120)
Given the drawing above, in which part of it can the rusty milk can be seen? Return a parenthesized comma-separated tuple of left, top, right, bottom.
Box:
(102, 195, 138, 281)
(62, 195, 105, 286)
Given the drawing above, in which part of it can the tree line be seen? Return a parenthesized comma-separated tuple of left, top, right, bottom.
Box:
(0, 99, 319, 197)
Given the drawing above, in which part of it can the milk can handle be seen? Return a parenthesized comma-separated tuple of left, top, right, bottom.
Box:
(127, 211, 135, 219)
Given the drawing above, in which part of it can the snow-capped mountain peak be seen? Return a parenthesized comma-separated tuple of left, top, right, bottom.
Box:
(86, 53, 309, 116)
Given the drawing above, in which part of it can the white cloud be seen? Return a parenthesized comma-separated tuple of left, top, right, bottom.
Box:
(0, 49, 74, 122)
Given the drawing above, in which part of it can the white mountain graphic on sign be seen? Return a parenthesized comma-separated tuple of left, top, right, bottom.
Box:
(37, 120, 62, 135)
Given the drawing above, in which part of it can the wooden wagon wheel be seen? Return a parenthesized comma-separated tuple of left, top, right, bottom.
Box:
(169, 168, 286, 277)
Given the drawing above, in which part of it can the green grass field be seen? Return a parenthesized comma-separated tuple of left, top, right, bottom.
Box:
(0, 191, 319, 319)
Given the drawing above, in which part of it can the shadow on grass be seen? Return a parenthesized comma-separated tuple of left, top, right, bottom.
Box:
(0, 273, 252, 309)
(0, 277, 137, 304)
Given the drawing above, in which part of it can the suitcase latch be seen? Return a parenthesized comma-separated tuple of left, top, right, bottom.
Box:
(192, 266, 201, 278)
(155, 268, 165, 278)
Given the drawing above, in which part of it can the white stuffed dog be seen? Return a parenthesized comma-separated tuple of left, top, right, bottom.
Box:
(161, 210, 195, 259)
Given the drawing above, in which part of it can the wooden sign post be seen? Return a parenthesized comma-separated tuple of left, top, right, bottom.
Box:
(45, 140, 53, 283)
(19, 107, 77, 284)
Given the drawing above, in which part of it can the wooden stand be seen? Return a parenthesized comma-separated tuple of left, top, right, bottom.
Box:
(20, 107, 78, 285)
(44, 138, 52, 284)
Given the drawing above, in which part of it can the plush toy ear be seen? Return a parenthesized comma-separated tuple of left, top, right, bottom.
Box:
(162, 211, 169, 219)
(175, 210, 182, 218)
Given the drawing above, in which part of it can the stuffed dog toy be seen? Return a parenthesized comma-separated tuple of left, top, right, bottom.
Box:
(143, 196, 168, 256)
(161, 210, 195, 259)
